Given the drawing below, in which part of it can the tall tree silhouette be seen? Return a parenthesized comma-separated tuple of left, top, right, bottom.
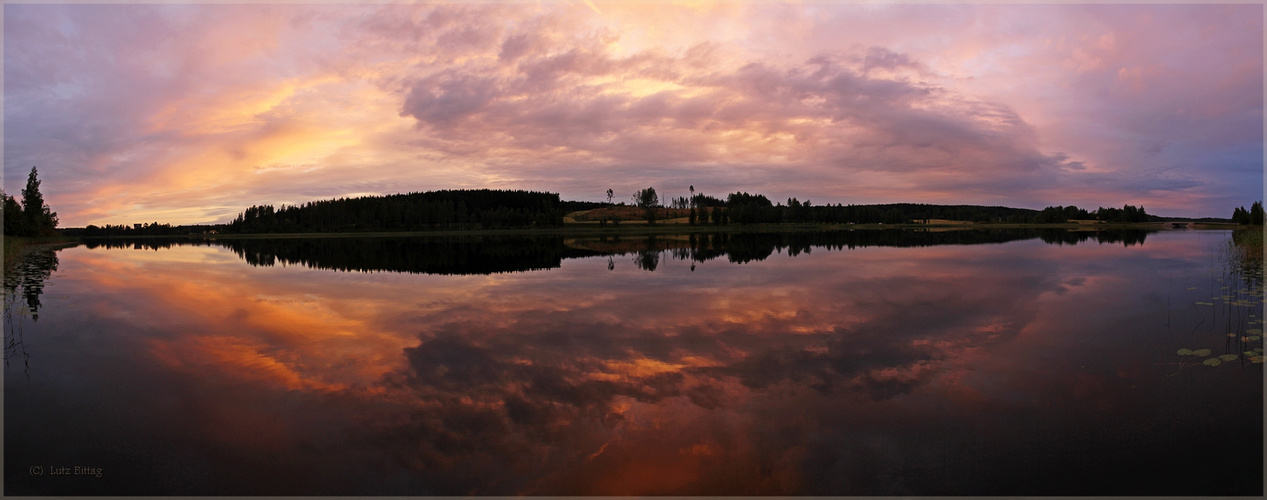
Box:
(3, 190, 25, 236)
(7, 167, 58, 236)
(635, 187, 659, 224)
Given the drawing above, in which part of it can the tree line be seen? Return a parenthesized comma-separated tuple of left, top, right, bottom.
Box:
(604, 186, 1166, 226)
(222, 189, 566, 233)
(1031, 204, 1157, 224)
(9, 169, 1258, 237)
(1231, 201, 1264, 225)
(72, 222, 220, 237)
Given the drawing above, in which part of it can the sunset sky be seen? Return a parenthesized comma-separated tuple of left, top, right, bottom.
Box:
(4, 2, 1263, 226)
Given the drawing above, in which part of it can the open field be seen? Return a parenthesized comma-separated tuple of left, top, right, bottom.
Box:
(566, 206, 697, 224)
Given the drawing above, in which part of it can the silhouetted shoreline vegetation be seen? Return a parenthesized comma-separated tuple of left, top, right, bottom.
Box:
(3, 167, 59, 238)
(19, 182, 1258, 239)
(3, 166, 71, 273)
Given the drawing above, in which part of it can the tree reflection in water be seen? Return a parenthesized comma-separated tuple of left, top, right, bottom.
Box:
(4, 247, 61, 377)
(15, 227, 1256, 496)
(80, 228, 1159, 276)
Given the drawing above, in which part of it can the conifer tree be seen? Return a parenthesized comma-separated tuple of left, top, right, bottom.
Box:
(16, 167, 57, 236)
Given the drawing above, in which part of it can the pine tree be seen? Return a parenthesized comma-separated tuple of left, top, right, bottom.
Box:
(1233, 206, 1250, 224)
(3, 190, 25, 236)
(18, 167, 57, 236)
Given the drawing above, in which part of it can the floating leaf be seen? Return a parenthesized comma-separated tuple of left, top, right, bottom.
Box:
(1250, 336, 1262, 341)
(1253, 356, 1265, 364)
(1219, 354, 1238, 361)
(1255, 347, 1264, 353)
(1204, 358, 1222, 367)
(1245, 351, 1257, 356)
(1247, 329, 1262, 335)
(1177, 348, 1194, 355)
(1195, 302, 1215, 306)
(1193, 349, 1212, 357)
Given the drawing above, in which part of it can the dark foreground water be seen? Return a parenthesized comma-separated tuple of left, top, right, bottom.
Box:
(4, 229, 1262, 495)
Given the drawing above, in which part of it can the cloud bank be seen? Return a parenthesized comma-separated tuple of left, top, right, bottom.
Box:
(4, 3, 1261, 225)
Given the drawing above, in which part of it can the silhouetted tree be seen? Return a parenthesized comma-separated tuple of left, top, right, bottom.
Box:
(3, 190, 25, 236)
(635, 187, 659, 224)
(1233, 206, 1251, 224)
(8, 167, 58, 236)
(1251, 201, 1265, 226)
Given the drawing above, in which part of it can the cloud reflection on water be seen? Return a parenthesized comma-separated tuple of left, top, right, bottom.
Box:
(7, 231, 1260, 495)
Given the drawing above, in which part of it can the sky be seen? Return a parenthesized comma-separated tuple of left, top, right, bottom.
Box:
(3, 2, 1263, 226)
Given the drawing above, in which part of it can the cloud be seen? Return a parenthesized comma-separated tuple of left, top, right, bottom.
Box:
(3, 3, 1260, 225)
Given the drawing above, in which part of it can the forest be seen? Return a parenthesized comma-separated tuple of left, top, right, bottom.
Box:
(22, 178, 1264, 237)
(221, 189, 566, 233)
(679, 192, 1159, 225)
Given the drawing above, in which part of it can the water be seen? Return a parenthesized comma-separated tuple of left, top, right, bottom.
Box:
(4, 229, 1262, 495)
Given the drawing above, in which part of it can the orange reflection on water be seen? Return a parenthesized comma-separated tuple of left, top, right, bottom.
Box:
(63, 245, 419, 392)
(31, 231, 1260, 495)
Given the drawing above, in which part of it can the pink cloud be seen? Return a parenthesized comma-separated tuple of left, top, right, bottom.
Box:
(4, 3, 1260, 225)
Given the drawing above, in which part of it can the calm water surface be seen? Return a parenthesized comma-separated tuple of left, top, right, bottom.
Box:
(4, 229, 1262, 495)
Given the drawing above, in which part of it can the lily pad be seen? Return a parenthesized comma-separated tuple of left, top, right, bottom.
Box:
(1177, 348, 1194, 355)
(1195, 302, 1215, 306)
(1250, 336, 1262, 341)
(1203, 358, 1222, 367)
(1253, 356, 1265, 364)
(1193, 348, 1212, 357)
(1219, 354, 1238, 361)
(1247, 329, 1262, 335)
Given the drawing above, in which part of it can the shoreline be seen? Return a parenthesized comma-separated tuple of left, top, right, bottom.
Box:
(3, 235, 81, 274)
(65, 221, 1244, 241)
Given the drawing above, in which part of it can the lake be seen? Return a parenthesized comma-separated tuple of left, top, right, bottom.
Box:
(4, 228, 1262, 495)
